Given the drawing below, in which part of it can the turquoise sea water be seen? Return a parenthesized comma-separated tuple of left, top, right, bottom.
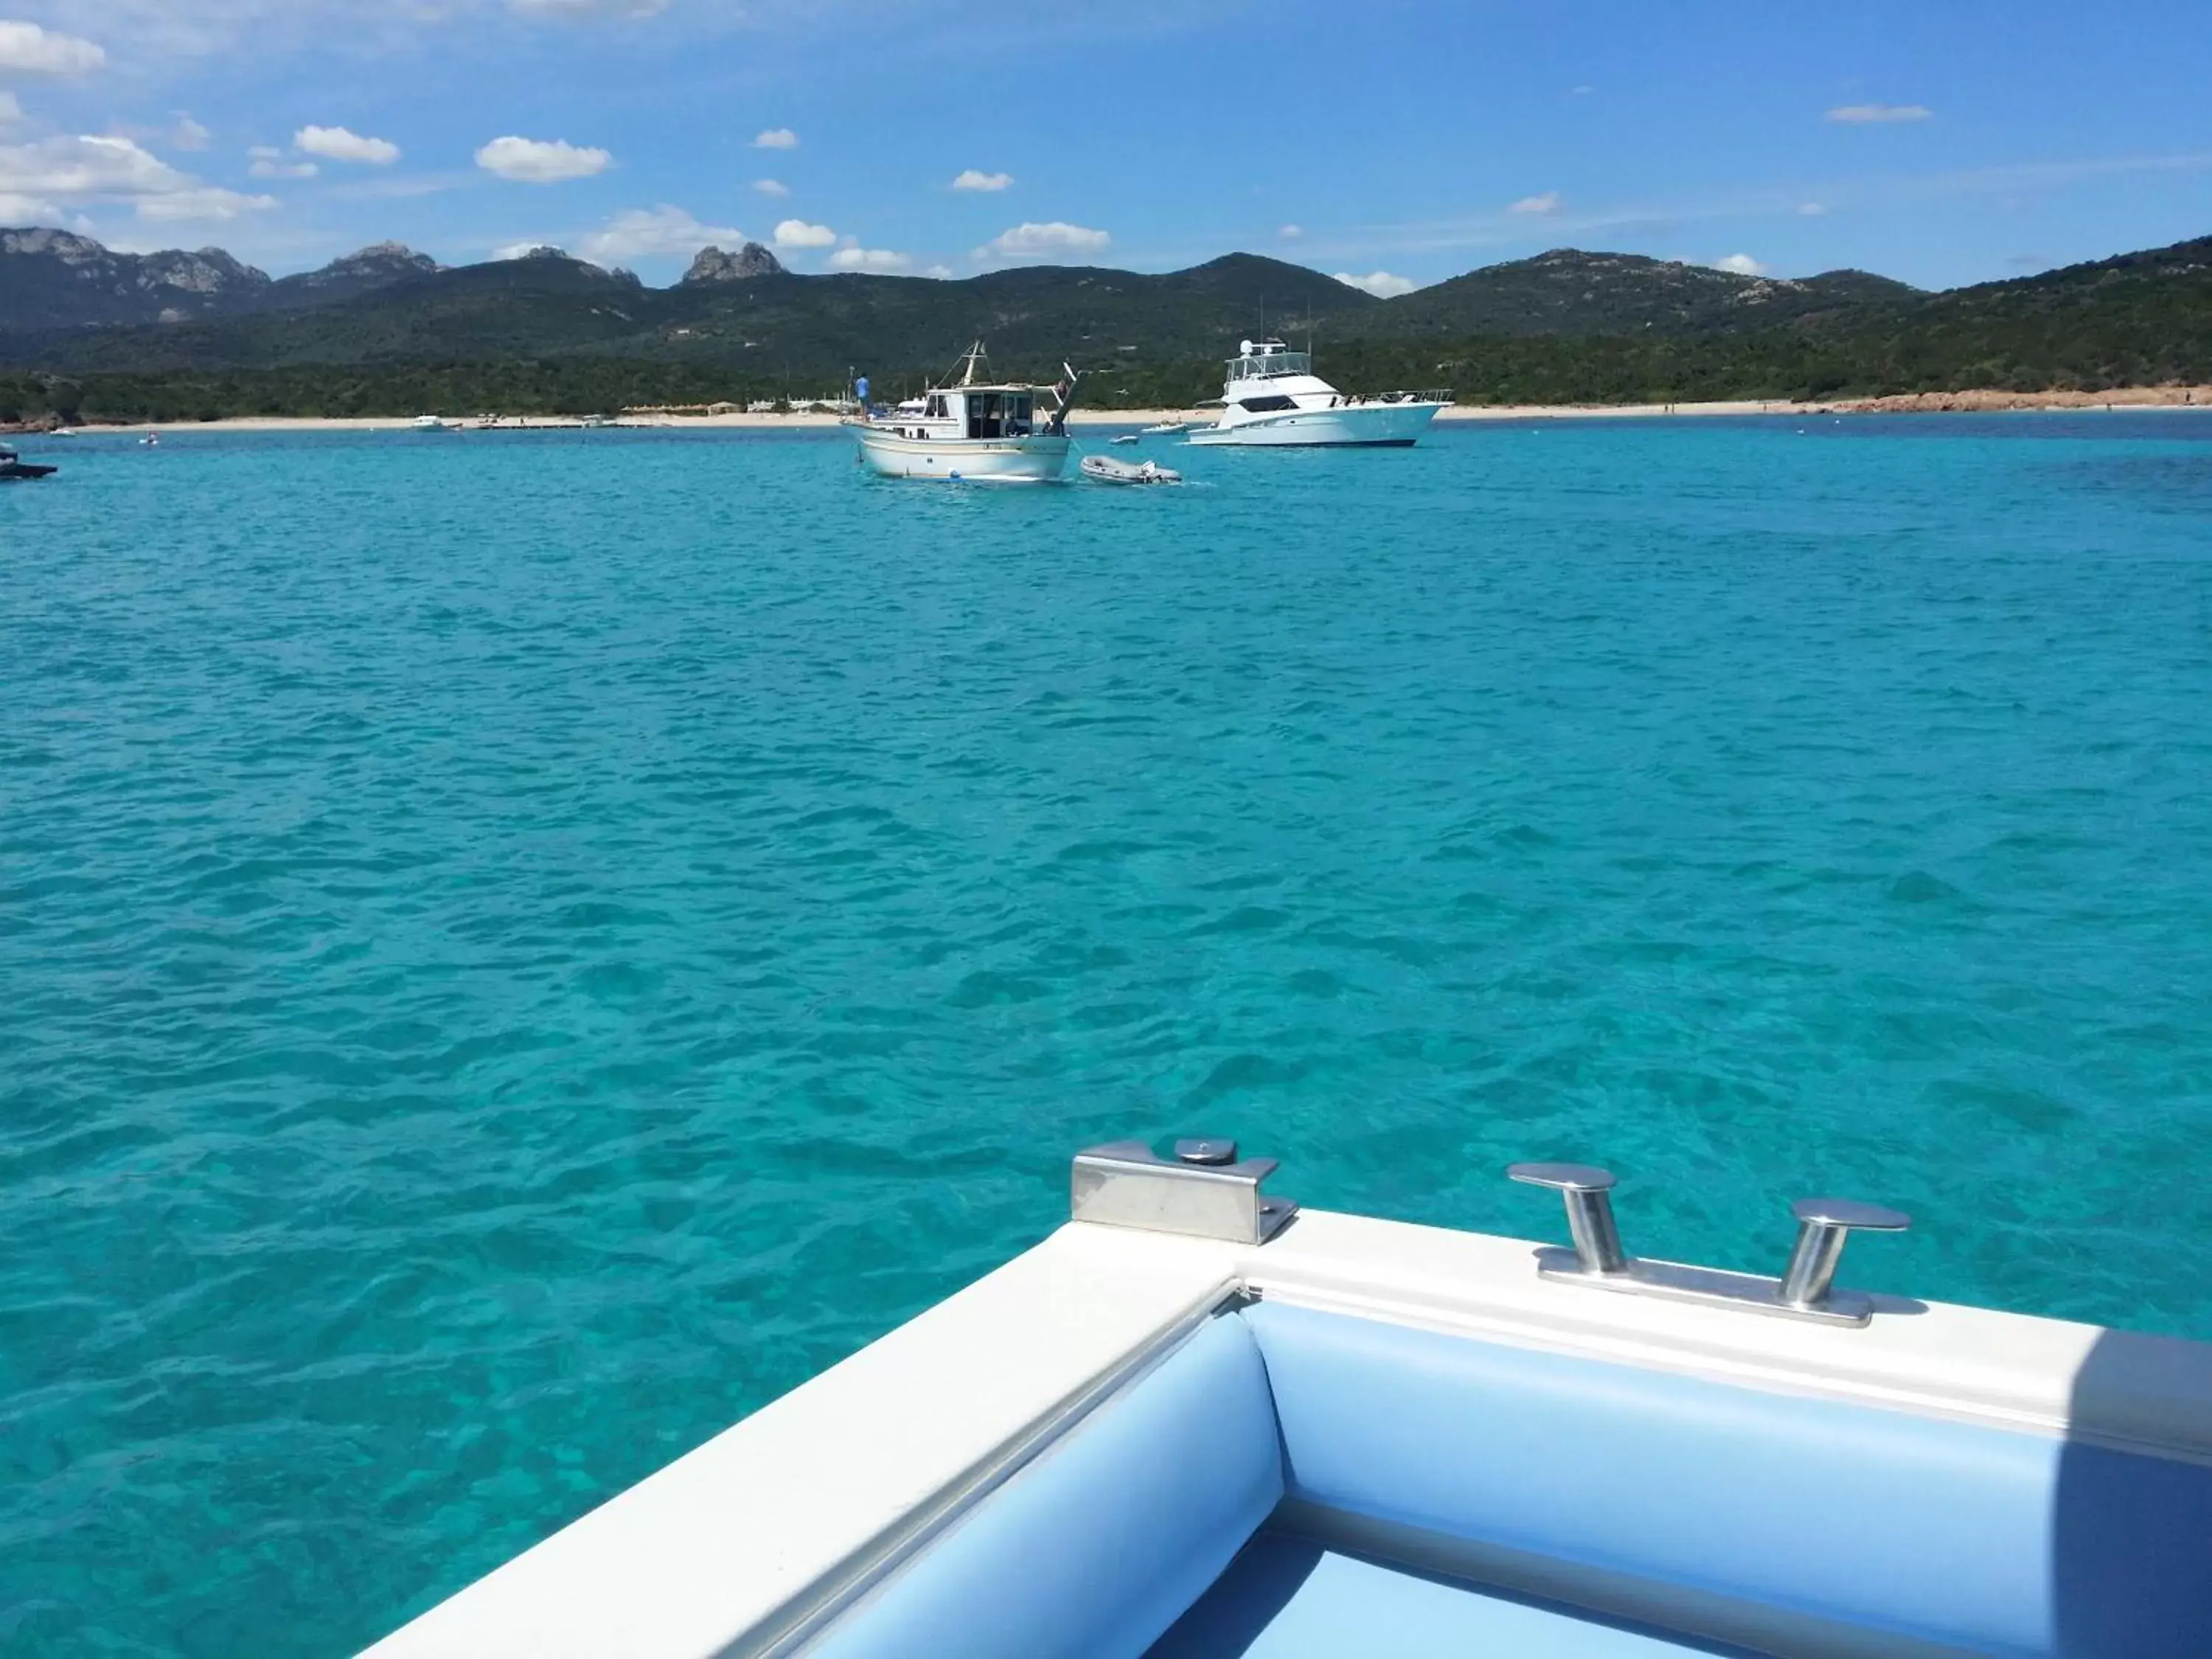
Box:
(4, 415, 2211, 1653)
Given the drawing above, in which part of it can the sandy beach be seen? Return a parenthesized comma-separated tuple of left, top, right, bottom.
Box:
(15, 385, 2211, 438)
(0, 403, 1888, 435)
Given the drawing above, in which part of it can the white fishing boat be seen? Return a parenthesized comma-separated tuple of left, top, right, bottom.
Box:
(412, 415, 453, 432)
(1110, 433, 1141, 445)
(1186, 339, 1450, 448)
(1141, 420, 1189, 436)
(846, 343, 1079, 483)
(366, 1141, 2212, 1659)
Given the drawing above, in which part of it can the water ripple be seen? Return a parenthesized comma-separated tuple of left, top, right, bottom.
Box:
(3, 417, 2211, 1654)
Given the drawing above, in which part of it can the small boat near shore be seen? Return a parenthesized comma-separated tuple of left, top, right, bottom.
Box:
(1187, 338, 1450, 447)
(1082, 453, 1182, 486)
(1141, 420, 1189, 435)
(0, 442, 57, 480)
(846, 343, 1080, 483)
(366, 1139, 2212, 1659)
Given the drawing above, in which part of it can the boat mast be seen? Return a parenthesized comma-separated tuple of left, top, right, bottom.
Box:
(1045, 361, 1083, 436)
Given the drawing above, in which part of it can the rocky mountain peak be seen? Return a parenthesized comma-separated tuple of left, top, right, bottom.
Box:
(139, 247, 271, 295)
(1, 229, 271, 324)
(336, 240, 440, 274)
(681, 242, 785, 285)
(293, 242, 442, 288)
(1, 227, 108, 262)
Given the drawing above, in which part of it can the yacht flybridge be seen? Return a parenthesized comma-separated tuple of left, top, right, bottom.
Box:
(847, 343, 1079, 482)
(367, 1141, 2212, 1658)
(1187, 339, 1450, 447)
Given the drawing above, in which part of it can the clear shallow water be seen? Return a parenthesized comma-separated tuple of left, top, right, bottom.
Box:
(4, 415, 2211, 1653)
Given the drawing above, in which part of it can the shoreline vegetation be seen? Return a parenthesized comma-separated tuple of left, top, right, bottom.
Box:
(7, 385, 2208, 437)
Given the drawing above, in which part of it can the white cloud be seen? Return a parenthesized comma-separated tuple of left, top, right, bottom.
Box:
(1, 1, 657, 64)
(296, 124, 399, 165)
(0, 21, 106, 77)
(0, 131, 274, 225)
(1508, 191, 1560, 215)
(0, 91, 22, 126)
(1798, 201, 1827, 217)
(476, 134, 611, 182)
(976, 220, 1109, 259)
(1571, 83, 1595, 95)
(0, 188, 58, 219)
(248, 145, 316, 180)
(752, 176, 787, 197)
(1278, 223, 1302, 240)
(137, 187, 276, 222)
(753, 127, 798, 150)
(1708, 253, 1768, 276)
(829, 246, 911, 272)
(170, 114, 210, 151)
(923, 262, 953, 279)
(1826, 103, 1932, 123)
(1333, 269, 1416, 298)
(772, 216, 835, 248)
(2, 132, 184, 197)
(951, 168, 1011, 192)
(507, 0, 669, 14)
(336, 174, 457, 201)
(582, 204, 744, 260)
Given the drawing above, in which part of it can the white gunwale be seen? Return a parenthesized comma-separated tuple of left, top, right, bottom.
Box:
(363, 1209, 2212, 1658)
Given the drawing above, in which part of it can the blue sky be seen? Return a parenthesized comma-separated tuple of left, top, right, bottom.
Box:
(1, 0, 2207, 292)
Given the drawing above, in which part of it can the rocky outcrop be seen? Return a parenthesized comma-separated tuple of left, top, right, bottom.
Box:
(0, 228, 108, 263)
(288, 241, 441, 291)
(265, 242, 443, 311)
(1, 229, 273, 331)
(1835, 385, 2212, 414)
(681, 243, 784, 285)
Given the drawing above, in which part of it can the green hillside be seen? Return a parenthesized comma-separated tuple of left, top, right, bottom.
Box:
(2, 251, 1374, 386)
(1340, 249, 1921, 339)
(4, 236, 2208, 425)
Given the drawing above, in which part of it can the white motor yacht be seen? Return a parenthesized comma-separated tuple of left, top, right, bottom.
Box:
(847, 344, 1078, 482)
(1186, 339, 1449, 447)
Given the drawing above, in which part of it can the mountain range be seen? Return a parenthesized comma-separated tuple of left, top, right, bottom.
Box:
(0, 234, 1378, 375)
(0, 229, 449, 332)
(3, 226, 2207, 418)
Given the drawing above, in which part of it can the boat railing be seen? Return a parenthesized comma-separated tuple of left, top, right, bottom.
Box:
(1329, 388, 1453, 407)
